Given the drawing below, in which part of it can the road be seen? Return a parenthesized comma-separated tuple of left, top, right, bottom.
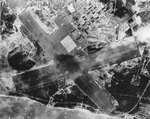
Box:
(18, 9, 116, 113)
(127, 80, 150, 114)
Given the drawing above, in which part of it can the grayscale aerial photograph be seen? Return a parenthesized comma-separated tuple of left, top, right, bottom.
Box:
(0, 0, 150, 118)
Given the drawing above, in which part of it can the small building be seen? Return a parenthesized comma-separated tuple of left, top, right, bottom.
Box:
(12, 64, 115, 113)
(19, 10, 86, 59)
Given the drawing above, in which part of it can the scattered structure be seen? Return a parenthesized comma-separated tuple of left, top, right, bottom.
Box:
(19, 9, 86, 59)
(2, 0, 150, 118)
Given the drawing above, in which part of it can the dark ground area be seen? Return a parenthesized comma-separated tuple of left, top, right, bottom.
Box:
(10, 81, 98, 112)
(54, 54, 81, 74)
(7, 46, 36, 71)
(106, 66, 150, 114)
(5, 0, 150, 115)
(1, 1, 17, 35)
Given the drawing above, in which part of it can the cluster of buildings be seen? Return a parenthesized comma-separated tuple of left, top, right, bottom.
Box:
(15, 4, 116, 113)
(64, 1, 117, 43)
(10, 0, 150, 116)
